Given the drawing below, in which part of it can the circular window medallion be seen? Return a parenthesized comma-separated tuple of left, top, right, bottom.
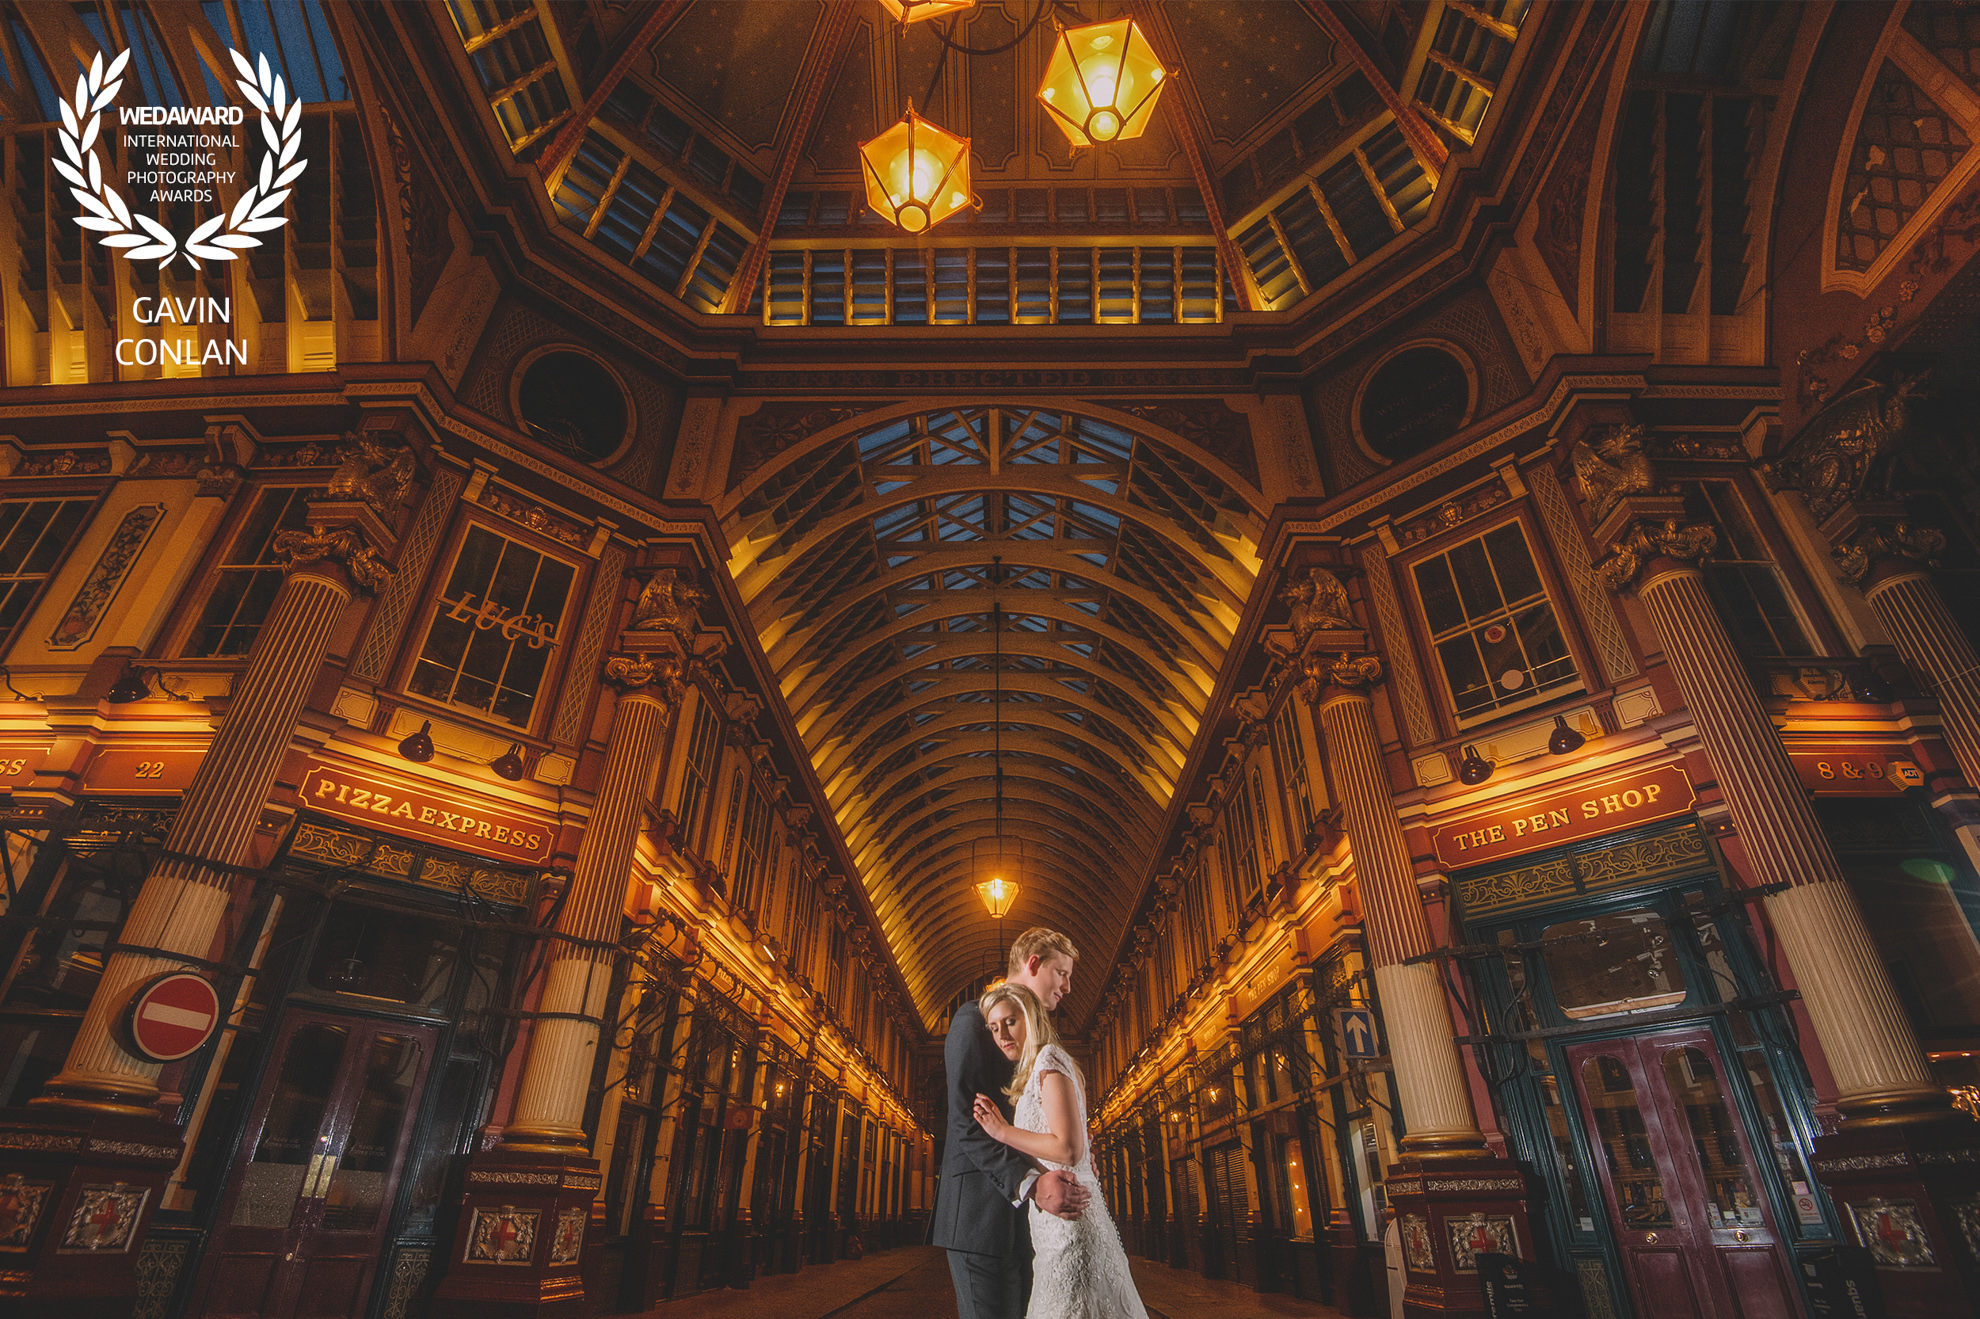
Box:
(1354, 345, 1474, 464)
(517, 351, 631, 464)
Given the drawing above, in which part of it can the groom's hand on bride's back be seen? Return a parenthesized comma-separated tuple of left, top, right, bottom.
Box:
(1033, 1168, 1090, 1220)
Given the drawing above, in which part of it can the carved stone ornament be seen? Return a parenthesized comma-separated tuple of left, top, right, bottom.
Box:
(1834, 519, 1946, 588)
(272, 525, 393, 594)
(1762, 373, 1925, 523)
(1299, 652, 1384, 703)
(602, 651, 686, 700)
(1596, 518, 1717, 594)
(629, 568, 706, 639)
(1569, 423, 1658, 524)
(1281, 567, 1355, 643)
(327, 433, 419, 516)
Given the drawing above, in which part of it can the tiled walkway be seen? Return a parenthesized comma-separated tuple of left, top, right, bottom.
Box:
(647, 1246, 1346, 1318)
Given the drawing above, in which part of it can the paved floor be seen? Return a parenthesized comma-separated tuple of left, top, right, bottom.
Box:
(648, 1246, 1346, 1319)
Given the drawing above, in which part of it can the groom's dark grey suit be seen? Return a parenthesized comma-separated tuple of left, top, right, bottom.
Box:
(927, 1000, 1034, 1319)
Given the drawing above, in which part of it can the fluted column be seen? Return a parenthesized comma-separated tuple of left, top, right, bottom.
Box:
(1311, 658, 1485, 1160)
(1597, 510, 1943, 1121)
(38, 517, 393, 1114)
(1840, 521, 1980, 789)
(505, 655, 678, 1151)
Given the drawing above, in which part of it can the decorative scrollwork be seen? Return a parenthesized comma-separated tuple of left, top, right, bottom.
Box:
(602, 651, 687, 701)
(272, 525, 392, 594)
(1281, 567, 1355, 644)
(329, 434, 419, 515)
(1834, 519, 1946, 588)
(1298, 651, 1383, 703)
(1596, 518, 1717, 593)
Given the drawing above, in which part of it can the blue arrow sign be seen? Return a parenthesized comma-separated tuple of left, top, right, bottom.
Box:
(1336, 1007, 1379, 1059)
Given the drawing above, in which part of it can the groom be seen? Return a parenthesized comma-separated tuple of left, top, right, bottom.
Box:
(929, 927, 1090, 1319)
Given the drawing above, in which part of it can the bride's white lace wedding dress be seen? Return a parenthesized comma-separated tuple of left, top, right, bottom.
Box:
(1014, 1043, 1149, 1319)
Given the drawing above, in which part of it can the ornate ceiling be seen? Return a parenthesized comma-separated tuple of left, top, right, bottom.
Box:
(724, 405, 1262, 1026)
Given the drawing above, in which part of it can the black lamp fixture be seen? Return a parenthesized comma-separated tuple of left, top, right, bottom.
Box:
(1457, 744, 1494, 785)
(397, 720, 436, 763)
(0, 666, 33, 701)
(1853, 666, 1894, 704)
(107, 663, 188, 704)
(490, 743, 526, 781)
(1547, 714, 1586, 756)
(107, 663, 151, 704)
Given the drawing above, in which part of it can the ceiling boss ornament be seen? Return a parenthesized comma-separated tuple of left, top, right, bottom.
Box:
(57, 47, 307, 268)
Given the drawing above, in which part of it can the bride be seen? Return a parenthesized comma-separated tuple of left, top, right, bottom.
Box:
(972, 981, 1149, 1319)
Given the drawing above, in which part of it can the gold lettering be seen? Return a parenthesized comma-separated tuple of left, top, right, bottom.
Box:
(1817, 761, 1834, 779)
(393, 801, 415, 819)
(420, 807, 437, 824)
(371, 793, 391, 813)
(477, 821, 492, 838)
(1644, 784, 1662, 804)
(1582, 799, 1599, 819)
(494, 825, 511, 842)
(1601, 794, 1622, 813)
(1548, 808, 1570, 827)
(1622, 789, 1643, 809)
(1488, 825, 1505, 842)
(446, 593, 477, 622)
(319, 777, 337, 799)
(351, 790, 371, 808)
(1513, 818, 1530, 836)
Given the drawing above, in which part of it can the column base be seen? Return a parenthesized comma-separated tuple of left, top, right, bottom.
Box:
(1384, 1154, 1533, 1319)
(428, 1145, 602, 1319)
(1812, 1111, 1980, 1319)
(0, 1106, 183, 1319)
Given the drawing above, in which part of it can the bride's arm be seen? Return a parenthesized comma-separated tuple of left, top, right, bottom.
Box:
(971, 1073, 1086, 1167)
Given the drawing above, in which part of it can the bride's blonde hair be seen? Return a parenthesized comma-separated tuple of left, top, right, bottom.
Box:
(981, 980, 1061, 1102)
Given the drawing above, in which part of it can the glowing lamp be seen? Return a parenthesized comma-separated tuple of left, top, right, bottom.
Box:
(876, 0, 977, 24)
(1037, 17, 1167, 147)
(977, 875, 1020, 920)
(858, 104, 975, 234)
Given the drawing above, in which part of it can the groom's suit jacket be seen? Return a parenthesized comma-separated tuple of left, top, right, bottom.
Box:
(926, 1000, 1035, 1257)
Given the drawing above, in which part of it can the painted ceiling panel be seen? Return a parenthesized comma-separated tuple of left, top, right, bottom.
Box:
(647, 0, 823, 152)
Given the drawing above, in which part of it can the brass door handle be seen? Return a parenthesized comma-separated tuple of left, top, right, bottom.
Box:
(301, 1153, 340, 1199)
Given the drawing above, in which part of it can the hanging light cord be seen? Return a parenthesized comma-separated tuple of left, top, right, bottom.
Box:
(931, 0, 1059, 57)
(993, 554, 1003, 835)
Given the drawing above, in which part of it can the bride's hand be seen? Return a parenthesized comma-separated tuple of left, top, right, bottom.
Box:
(972, 1093, 1012, 1141)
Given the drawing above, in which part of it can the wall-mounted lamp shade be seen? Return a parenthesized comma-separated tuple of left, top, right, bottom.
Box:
(1547, 715, 1585, 756)
(1457, 744, 1494, 785)
(858, 105, 974, 234)
(1037, 18, 1167, 147)
(877, 0, 977, 23)
(108, 664, 151, 704)
(399, 720, 436, 764)
(491, 743, 526, 781)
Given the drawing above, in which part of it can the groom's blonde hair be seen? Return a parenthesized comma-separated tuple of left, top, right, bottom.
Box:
(1007, 926, 1078, 979)
(980, 980, 1059, 1102)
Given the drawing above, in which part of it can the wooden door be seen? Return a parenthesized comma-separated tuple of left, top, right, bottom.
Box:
(1207, 1140, 1249, 1284)
(192, 1010, 436, 1319)
(1564, 1028, 1798, 1319)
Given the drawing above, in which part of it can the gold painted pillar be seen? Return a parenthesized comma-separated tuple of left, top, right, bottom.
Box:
(1833, 511, 1980, 789)
(1310, 663, 1486, 1160)
(433, 622, 689, 1319)
(1, 457, 408, 1319)
(1587, 483, 1975, 1318)
(1591, 499, 1944, 1121)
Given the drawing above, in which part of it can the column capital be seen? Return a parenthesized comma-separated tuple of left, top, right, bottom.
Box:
(1594, 513, 1718, 594)
(1822, 502, 1946, 593)
(271, 523, 393, 594)
(602, 651, 688, 701)
(1299, 651, 1384, 704)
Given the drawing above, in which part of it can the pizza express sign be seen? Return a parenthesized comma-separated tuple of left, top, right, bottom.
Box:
(1431, 765, 1695, 869)
(299, 763, 552, 865)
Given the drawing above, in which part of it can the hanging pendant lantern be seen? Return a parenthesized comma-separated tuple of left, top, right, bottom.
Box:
(877, 0, 977, 25)
(1037, 17, 1167, 147)
(974, 835, 1024, 919)
(858, 102, 976, 234)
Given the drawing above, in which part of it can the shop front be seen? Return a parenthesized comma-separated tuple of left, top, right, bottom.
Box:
(1449, 808, 1836, 1319)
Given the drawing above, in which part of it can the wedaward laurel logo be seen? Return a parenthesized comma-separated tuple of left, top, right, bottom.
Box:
(56, 47, 308, 366)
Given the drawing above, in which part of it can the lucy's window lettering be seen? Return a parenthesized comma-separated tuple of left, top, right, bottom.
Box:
(410, 526, 575, 726)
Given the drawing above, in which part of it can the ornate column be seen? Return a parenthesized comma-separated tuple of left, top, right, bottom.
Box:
(1579, 425, 1976, 1318)
(435, 569, 701, 1319)
(0, 437, 412, 1319)
(1284, 566, 1529, 1319)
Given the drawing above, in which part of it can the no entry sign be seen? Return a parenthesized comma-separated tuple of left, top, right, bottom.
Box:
(121, 972, 222, 1062)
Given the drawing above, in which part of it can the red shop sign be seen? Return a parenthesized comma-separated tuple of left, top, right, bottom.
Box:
(298, 761, 553, 864)
(1432, 764, 1695, 869)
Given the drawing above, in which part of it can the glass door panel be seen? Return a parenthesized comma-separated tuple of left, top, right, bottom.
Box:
(1578, 1053, 1673, 1230)
(233, 1023, 349, 1228)
(1662, 1047, 1764, 1230)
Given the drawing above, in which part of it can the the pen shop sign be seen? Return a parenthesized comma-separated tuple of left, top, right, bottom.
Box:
(298, 763, 552, 865)
(1432, 764, 1695, 868)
